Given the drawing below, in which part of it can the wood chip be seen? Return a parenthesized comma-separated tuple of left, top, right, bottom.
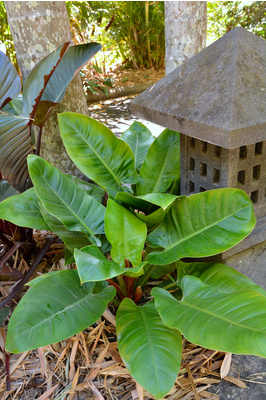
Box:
(68, 366, 80, 400)
(10, 351, 29, 375)
(69, 338, 79, 381)
(87, 381, 105, 400)
(36, 383, 59, 400)
(186, 364, 201, 400)
(136, 382, 144, 400)
(38, 347, 49, 379)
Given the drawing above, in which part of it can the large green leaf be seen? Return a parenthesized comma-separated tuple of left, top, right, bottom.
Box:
(75, 245, 145, 283)
(176, 261, 266, 296)
(147, 188, 256, 265)
(41, 43, 101, 104)
(0, 51, 21, 109)
(117, 299, 182, 399)
(116, 192, 180, 230)
(153, 276, 266, 357)
(0, 187, 49, 230)
(67, 175, 105, 202)
(58, 113, 139, 199)
(28, 155, 105, 246)
(115, 192, 178, 214)
(6, 270, 116, 353)
(0, 180, 18, 202)
(105, 199, 147, 267)
(0, 113, 32, 192)
(136, 129, 180, 196)
(39, 202, 92, 255)
(21, 42, 70, 119)
(136, 208, 169, 230)
(120, 121, 154, 169)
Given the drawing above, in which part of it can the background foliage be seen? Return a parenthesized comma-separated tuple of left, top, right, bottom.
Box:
(208, 1, 266, 42)
(0, 1, 265, 73)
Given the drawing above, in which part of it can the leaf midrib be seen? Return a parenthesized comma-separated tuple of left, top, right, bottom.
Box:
(155, 204, 251, 253)
(141, 143, 173, 194)
(179, 296, 266, 333)
(35, 171, 98, 238)
(139, 307, 160, 389)
(75, 127, 124, 190)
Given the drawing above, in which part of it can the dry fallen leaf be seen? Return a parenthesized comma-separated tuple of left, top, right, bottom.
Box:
(220, 353, 232, 379)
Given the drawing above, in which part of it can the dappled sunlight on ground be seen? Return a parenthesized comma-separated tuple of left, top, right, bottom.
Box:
(88, 95, 165, 137)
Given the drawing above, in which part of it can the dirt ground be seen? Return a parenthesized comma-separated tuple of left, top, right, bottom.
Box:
(107, 68, 165, 88)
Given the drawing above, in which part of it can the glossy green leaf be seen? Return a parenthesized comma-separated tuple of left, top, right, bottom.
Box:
(58, 112, 138, 199)
(6, 270, 116, 353)
(153, 276, 266, 357)
(0, 180, 18, 202)
(176, 260, 266, 296)
(21, 42, 70, 119)
(28, 155, 105, 246)
(0, 187, 49, 230)
(115, 192, 178, 213)
(0, 113, 32, 192)
(117, 299, 182, 399)
(120, 121, 154, 169)
(75, 245, 145, 283)
(41, 43, 101, 104)
(147, 188, 256, 265)
(134, 195, 184, 231)
(105, 199, 147, 267)
(39, 202, 92, 254)
(136, 207, 168, 230)
(67, 175, 105, 202)
(0, 51, 21, 109)
(150, 263, 177, 279)
(136, 129, 180, 196)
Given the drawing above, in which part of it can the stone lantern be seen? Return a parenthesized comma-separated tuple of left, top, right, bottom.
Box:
(131, 27, 266, 287)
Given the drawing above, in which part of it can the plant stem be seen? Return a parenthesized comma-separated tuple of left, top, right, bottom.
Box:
(138, 264, 156, 290)
(0, 236, 55, 308)
(117, 275, 127, 297)
(36, 125, 43, 156)
(5, 353, 11, 391)
(107, 279, 125, 299)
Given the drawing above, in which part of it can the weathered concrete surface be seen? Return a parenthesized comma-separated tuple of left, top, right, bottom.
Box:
(223, 240, 266, 290)
(208, 354, 266, 399)
(131, 27, 266, 148)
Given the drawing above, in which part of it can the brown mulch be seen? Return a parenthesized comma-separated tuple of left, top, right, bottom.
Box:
(0, 232, 248, 400)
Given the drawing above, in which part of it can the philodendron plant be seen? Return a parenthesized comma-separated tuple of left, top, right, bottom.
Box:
(1, 114, 265, 399)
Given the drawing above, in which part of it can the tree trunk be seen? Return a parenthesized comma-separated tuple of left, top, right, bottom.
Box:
(4, 1, 89, 177)
(164, 1, 207, 74)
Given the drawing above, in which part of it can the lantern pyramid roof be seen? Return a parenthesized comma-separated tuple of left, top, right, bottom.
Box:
(131, 27, 266, 148)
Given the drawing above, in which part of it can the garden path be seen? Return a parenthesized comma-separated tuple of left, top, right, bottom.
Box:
(87, 95, 164, 137)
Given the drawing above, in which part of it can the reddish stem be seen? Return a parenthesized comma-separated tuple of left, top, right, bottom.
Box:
(107, 279, 125, 299)
(5, 353, 11, 391)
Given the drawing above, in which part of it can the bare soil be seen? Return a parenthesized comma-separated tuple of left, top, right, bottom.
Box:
(107, 68, 165, 88)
